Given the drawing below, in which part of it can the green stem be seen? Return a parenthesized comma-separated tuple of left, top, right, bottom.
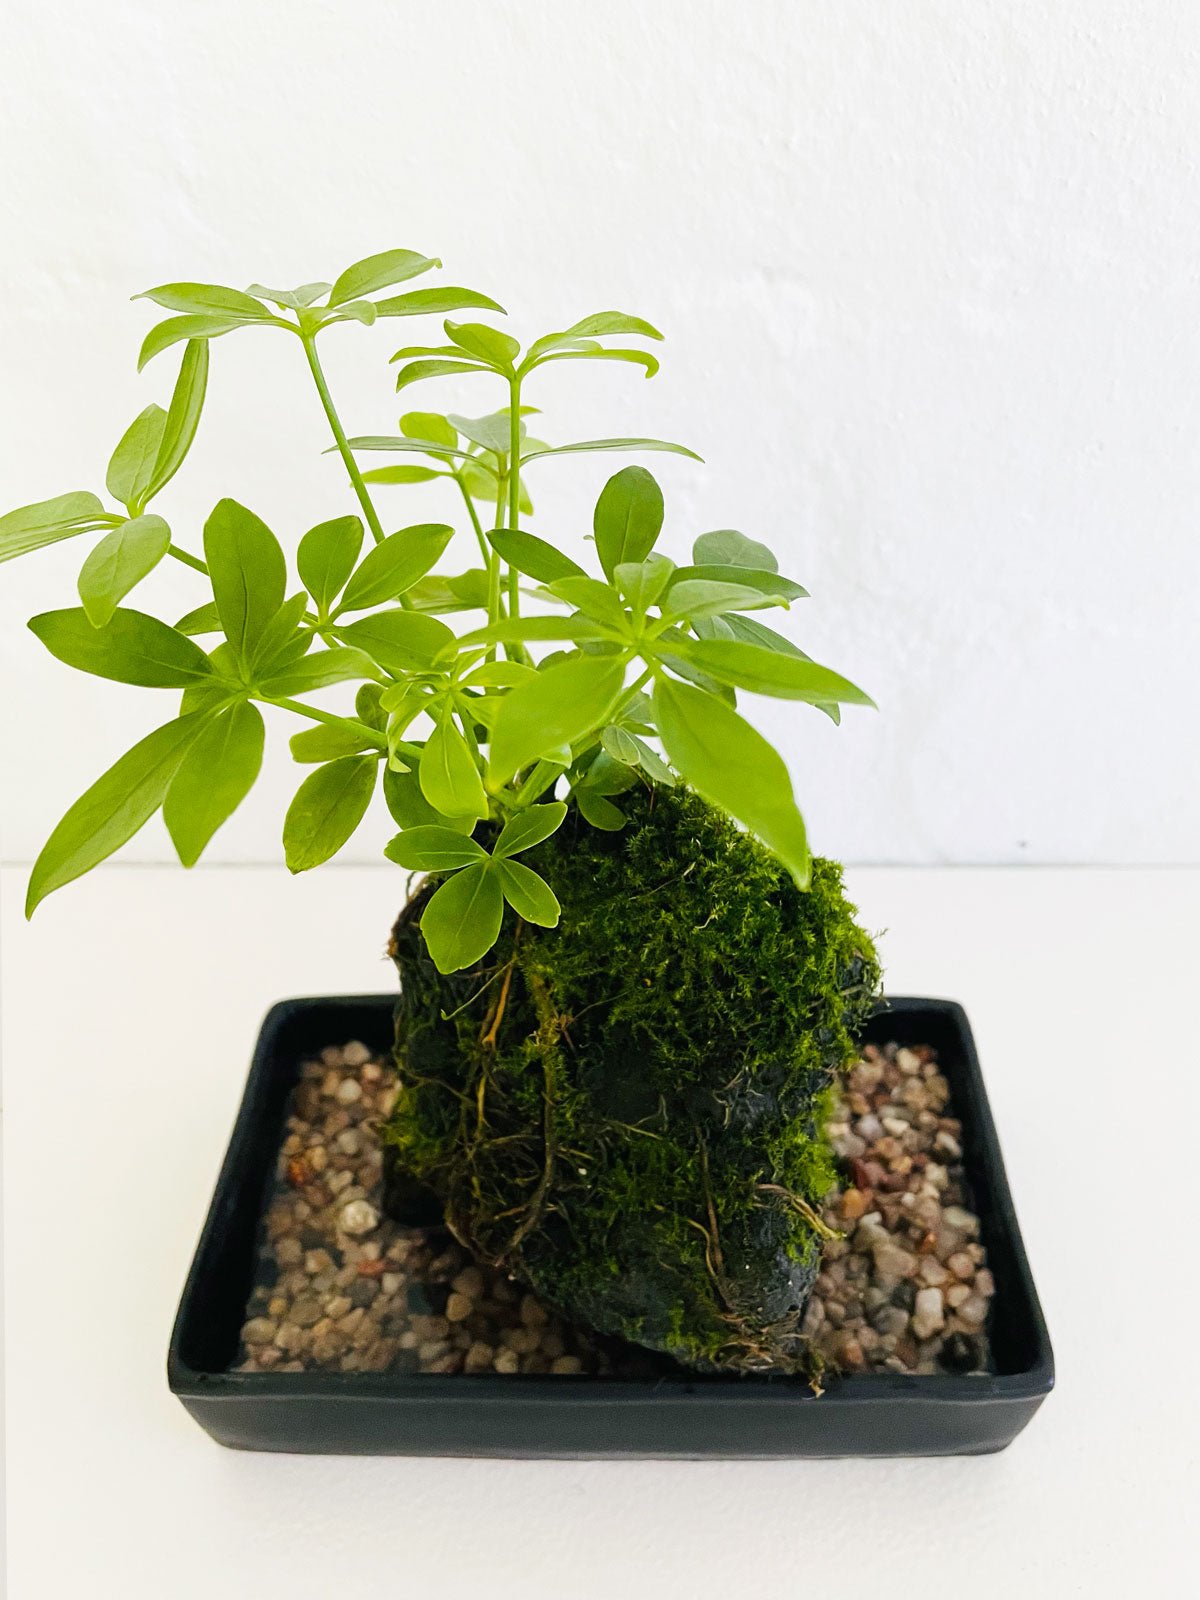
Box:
(167, 544, 209, 576)
(300, 334, 387, 547)
(506, 377, 522, 620)
(455, 474, 494, 569)
(261, 696, 388, 751)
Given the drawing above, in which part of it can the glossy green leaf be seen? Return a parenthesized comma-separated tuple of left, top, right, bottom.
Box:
(522, 436, 701, 465)
(25, 713, 208, 914)
(660, 579, 780, 621)
(593, 466, 664, 579)
(576, 789, 626, 830)
(692, 529, 779, 571)
(289, 719, 380, 763)
(328, 250, 440, 307)
(494, 800, 568, 858)
(247, 593, 310, 681)
(137, 315, 254, 371)
(545, 575, 629, 629)
(282, 756, 377, 871)
(487, 653, 626, 787)
(613, 554, 675, 613)
(28, 606, 214, 687)
(163, 701, 264, 865)
(406, 569, 491, 614)
(135, 282, 274, 319)
(673, 639, 874, 706)
(0, 491, 108, 564)
(374, 287, 506, 318)
(77, 515, 171, 627)
(297, 515, 364, 613)
(668, 564, 807, 601)
(337, 524, 454, 612)
(654, 675, 810, 888)
(174, 600, 222, 636)
(419, 863, 504, 973)
(382, 764, 474, 833)
(486, 527, 584, 584)
(258, 646, 380, 695)
(106, 405, 167, 510)
(333, 609, 456, 674)
(495, 858, 560, 925)
(202, 498, 286, 661)
(147, 339, 209, 499)
(394, 358, 486, 392)
(444, 321, 520, 369)
(420, 710, 488, 819)
(384, 826, 487, 871)
(529, 347, 659, 379)
(525, 313, 664, 363)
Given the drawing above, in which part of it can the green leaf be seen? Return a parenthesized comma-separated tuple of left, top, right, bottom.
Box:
(175, 600, 222, 636)
(401, 411, 458, 448)
(0, 491, 108, 564)
(444, 321, 520, 369)
(420, 709, 488, 819)
(627, 733, 676, 786)
(333, 610, 456, 674)
(25, 713, 208, 915)
(692, 529, 779, 571)
(653, 675, 810, 889)
(460, 461, 532, 514)
(593, 466, 664, 579)
(163, 701, 264, 865)
(344, 435, 481, 467)
(77, 515, 171, 627)
(106, 405, 167, 510)
(672, 639, 874, 706)
(544, 575, 629, 629)
(355, 683, 387, 730)
(461, 615, 617, 648)
(382, 764, 473, 833)
(521, 435, 701, 465)
(324, 299, 377, 326)
(600, 724, 640, 766)
(328, 249, 440, 307)
(247, 592, 310, 681)
(406, 569, 491, 614)
(487, 527, 584, 584)
(374, 287, 506, 318)
(446, 411, 520, 455)
(613, 554, 675, 613)
(337, 524, 454, 612)
(529, 347, 659, 379)
(576, 789, 626, 830)
(137, 315, 255, 371)
(282, 756, 377, 871)
(297, 515, 364, 613)
(668, 564, 807, 601)
(361, 464, 445, 486)
(395, 358, 490, 393)
(259, 646, 380, 695)
(384, 826, 487, 871)
(147, 340, 209, 499)
(246, 282, 331, 309)
(495, 858, 560, 925)
(135, 282, 274, 319)
(28, 607, 214, 687)
(660, 579, 780, 621)
(494, 800, 568, 858)
(202, 498, 286, 661)
(419, 863, 504, 973)
(487, 654, 626, 787)
(525, 313, 664, 363)
(290, 719, 380, 763)
(460, 661, 536, 688)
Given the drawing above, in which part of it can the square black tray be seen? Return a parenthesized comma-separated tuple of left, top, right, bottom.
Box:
(168, 994, 1053, 1457)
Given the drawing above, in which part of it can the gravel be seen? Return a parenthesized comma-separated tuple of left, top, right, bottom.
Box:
(237, 1037, 994, 1380)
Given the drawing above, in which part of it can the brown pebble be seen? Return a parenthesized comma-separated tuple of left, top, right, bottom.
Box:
(446, 1292, 472, 1323)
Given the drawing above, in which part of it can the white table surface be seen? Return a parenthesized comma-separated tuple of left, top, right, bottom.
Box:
(3, 863, 1196, 1597)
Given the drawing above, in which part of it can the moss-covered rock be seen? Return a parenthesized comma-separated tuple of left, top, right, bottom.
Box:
(383, 786, 880, 1373)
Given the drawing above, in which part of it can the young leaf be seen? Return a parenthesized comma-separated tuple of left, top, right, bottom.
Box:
(420, 710, 489, 820)
(137, 315, 254, 371)
(25, 713, 208, 915)
(147, 339, 209, 499)
(134, 282, 274, 319)
(495, 858, 560, 926)
(28, 607, 214, 687)
(337, 524, 454, 612)
(660, 579, 780, 621)
(614, 554, 675, 613)
(460, 660, 536, 689)
(344, 435, 480, 467)
(163, 701, 265, 865)
(246, 282, 332, 309)
(247, 592, 311, 681)
(290, 719, 380, 763)
(77, 515, 172, 627)
(394, 358, 486, 392)
(446, 411, 519, 455)
(419, 863, 504, 974)
(525, 313, 664, 363)
(576, 789, 626, 830)
(600, 724, 641, 766)
(382, 764, 474, 834)
(444, 321, 520, 369)
(406, 569, 491, 614)
(202, 498, 287, 661)
(529, 347, 659, 379)
(297, 515, 364, 613)
(401, 411, 459, 448)
(175, 600, 222, 636)
(324, 299, 377, 327)
(486, 527, 585, 584)
(545, 575, 630, 629)
(361, 465, 445, 486)
(106, 405, 167, 510)
(593, 466, 664, 579)
(328, 250, 440, 307)
(384, 826, 487, 871)
(668, 564, 807, 601)
(333, 610, 456, 674)
(258, 646, 380, 696)
(0, 491, 108, 564)
(692, 529, 779, 572)
(487, 654, 626, 787)
(282, 755, 377, 871)
(653, 675, 810, 889)
(672, 639, 874, 706)
(493, 800, 568, 858)
(522, 436, 701, 464)
(461, 615, 618, 649)
(374, 287, 506, 318)
(355, 682, 386, 730)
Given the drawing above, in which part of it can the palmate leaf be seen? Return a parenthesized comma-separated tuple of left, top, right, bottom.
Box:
(76, 515, 172, 627)
(163, 701, 265, 866)
(246, 282, 332, 310)
(525, 312, 664, 364)
(419, 863, 504, 973)
(282, 755, 377, 871)
(0, 491, 110, 564)
(653, 675, 810, 889)
(401, 411, 458, 448)
(26, 713, 209, 916)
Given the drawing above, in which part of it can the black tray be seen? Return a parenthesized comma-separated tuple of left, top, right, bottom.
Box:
(168, 995, 1053, 1457)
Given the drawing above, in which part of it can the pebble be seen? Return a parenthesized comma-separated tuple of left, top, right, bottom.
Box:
(912, 1287, 946, 1340)
(339, 1199, 378, 1236)
(336, 1078, 362, 1105)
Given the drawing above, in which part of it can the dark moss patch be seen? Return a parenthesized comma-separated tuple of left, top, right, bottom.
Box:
(383, 786, 880, 1373)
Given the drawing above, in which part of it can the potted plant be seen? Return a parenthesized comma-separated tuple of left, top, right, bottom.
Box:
(2, 246, 1052, 1456)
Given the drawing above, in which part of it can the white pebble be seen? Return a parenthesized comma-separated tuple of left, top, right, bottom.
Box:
(339, 1199, 378, 1236)
(912, 1287, 946, 1340)
(342, 1040, 371, 1066)
(336, 1078, 362, 1105)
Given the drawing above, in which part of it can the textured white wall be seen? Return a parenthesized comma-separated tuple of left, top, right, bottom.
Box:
(2, 0, 1197, 868)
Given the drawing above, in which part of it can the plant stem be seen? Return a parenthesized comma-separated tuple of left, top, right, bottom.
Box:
(506, 377, 522, 619)
(261, 696, 388, 751)
(455, 474, 494, 570)
(167, 544, 209, 576)
(300, 334, 387, 547)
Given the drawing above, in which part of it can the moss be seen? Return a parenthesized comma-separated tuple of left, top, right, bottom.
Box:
(383, 786, 880, 1373)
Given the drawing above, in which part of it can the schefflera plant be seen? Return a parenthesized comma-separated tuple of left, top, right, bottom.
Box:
(4, 245, 881, 1373)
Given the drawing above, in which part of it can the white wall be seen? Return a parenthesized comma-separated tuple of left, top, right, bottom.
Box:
(2, 0, 1197, 869)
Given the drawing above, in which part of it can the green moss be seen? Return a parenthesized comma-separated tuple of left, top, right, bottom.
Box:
(383, 786, 880, 1373)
